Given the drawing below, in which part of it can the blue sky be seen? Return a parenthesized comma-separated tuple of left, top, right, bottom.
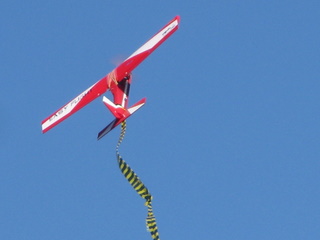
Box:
(1, 1, 320, 239)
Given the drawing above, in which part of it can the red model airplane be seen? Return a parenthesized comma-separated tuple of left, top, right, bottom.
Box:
(41, 16, 180, 139)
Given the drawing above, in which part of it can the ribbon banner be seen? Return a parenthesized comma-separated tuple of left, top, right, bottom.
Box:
(116, 121, 160, 240)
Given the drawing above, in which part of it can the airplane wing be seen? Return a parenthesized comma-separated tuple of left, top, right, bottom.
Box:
(41, 16, 180, 133)
(112, 16, 180, 81)
(41, 78, 109, 133)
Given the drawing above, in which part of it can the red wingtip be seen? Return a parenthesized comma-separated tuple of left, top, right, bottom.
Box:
(175, 15, 181, 23)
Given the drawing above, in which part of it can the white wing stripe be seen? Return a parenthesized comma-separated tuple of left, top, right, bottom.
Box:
(42, 84, 95, 131)
(125, 19, 179, 61)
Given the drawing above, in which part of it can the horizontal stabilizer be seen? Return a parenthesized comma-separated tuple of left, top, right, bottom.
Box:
(102, 96, 126, 119)
(128, 98, 146, 113)
(97, 98, 146, 140)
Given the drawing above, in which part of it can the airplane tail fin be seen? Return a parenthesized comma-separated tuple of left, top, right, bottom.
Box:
(97, 97, 146, 140)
